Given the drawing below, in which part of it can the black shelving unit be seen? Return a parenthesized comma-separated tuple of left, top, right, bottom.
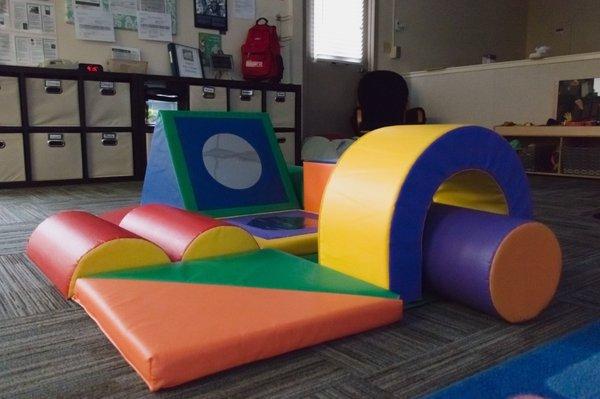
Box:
(0, 65, 302, 189)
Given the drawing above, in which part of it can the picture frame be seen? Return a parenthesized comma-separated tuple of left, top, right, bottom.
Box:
(194, 0, 228, 32)
(167, 43, 205, 79)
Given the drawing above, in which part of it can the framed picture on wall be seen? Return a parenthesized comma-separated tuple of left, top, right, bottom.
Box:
(194, 0, 228, 32)
(167, 43, 205, 79)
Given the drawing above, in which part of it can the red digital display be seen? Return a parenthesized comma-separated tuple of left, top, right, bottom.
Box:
(79, 63, 104, 73)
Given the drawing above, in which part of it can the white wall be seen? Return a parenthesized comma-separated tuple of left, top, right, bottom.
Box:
(405, 53, 600, 128)
(376, 0, 528, 73)
(53, 0, 302, 83)
(526, 0, 600, 58)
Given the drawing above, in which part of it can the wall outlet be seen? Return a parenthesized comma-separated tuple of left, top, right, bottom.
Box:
(389, 46, 401, 59)
(394, 20, 406, 32)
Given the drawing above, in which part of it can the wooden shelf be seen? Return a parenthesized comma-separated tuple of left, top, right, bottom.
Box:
(526, 171, 600, 180)
(494, 125, 600, 180)
(494, 125, 600, 137)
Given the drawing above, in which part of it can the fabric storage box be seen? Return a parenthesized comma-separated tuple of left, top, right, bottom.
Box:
(520, 143, 558, 173)
(518, 146, 535, 172)
(84, 81, 132, 127)
(26, 78, 80, 126)
(230, 89, 262, 112)
(276, 132, 295, 164)
(29, 133, 83, 181)
(267, 91, 295, 128)
(562, 143, 600, 177)
(86, 132, 134, 178)
(0, 133, 26, 182)
(189, 86, 227, 111)
(0, 76, 22, 126)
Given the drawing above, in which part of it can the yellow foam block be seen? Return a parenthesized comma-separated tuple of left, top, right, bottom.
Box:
(319, 125, 464, 289)
(254, 233, 318, 256)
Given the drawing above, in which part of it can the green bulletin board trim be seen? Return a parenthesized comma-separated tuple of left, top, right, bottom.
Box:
(65, 0, 178, 34)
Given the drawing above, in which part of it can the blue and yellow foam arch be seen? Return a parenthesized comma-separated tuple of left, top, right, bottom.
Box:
(318, 125, 532, 302)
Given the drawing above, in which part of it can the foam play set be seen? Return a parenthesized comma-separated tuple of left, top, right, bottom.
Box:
(27, 111, 563, 391)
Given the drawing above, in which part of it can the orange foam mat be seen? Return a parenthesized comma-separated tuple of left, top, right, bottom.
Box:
(74, 278, 402, 391)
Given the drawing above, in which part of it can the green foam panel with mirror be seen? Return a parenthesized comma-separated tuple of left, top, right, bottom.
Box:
(141, 111, 299, 217)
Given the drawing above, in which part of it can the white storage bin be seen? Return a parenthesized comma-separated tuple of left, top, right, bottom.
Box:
(86, 132, 133, 178)
(230, 89, 262, 112)
(267, 91, 295, 128)
(276, 132, 295, 164)
(0, 77, 22, 126)
(29, 133, 83, 181)
(85, 81, 132, 127)
(0, 133, 26, 182)
(26, 78, 80, 126)
(189, 86, 227, 111)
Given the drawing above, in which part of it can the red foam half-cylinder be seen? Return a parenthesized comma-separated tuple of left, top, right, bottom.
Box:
(99, 205, 139, 225)
(423, 204, 562, 323)
(119, 204, 259, 261)
(26, 211, 170, 298)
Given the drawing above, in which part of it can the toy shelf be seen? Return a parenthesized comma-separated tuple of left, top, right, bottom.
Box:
(0, 65, 302, 189)
(495, 125, 600, 180)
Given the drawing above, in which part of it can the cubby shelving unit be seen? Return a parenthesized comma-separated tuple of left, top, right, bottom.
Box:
(495, 125, 600, 180)
(0, 65, 301, 189)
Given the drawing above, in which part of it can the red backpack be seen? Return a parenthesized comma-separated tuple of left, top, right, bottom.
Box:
(241, 18, 283, 83)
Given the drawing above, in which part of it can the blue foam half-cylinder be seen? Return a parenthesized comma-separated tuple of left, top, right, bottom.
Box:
(422, 204, 562, 323)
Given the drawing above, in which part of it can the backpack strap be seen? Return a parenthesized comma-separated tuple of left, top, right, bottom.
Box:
(256, 17, 269, 25)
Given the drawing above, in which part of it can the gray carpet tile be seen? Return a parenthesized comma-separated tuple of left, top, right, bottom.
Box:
(0, 176, 598, 398)
(0, 254, 74, 321)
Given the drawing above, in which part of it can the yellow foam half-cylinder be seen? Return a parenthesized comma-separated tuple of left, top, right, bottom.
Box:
(69, 238, 170, 297)
(318, 124, 533, 301)
(182, 226, 259, 260)
(254, 233, 318, 256)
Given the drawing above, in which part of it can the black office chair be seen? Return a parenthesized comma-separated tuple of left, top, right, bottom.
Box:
(353, 70, 426, 134)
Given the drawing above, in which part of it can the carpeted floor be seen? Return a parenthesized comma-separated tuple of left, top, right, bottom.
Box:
(0, 176, 599, 399)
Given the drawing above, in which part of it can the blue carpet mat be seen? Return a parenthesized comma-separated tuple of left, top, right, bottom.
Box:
(426, 320, 600, 399)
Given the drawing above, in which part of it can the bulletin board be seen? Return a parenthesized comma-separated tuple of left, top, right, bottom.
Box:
(64, 0, 177, 34)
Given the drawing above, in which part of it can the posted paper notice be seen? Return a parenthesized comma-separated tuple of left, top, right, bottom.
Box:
(137, 10, 171, 41)
(74, 4, 116, 42)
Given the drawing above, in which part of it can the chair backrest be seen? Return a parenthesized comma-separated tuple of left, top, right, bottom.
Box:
(358, 70, 409, 131)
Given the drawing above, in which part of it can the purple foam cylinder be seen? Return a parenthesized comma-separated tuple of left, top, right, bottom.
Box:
(422, 204, 530, 316)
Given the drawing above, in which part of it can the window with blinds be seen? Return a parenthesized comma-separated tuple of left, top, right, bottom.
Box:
(310, 0, 366, 64)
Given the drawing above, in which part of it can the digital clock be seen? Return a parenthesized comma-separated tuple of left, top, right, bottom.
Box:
(79, 63, 104, 73)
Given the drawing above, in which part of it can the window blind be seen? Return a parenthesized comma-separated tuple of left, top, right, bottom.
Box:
(311, 0, 365, 64)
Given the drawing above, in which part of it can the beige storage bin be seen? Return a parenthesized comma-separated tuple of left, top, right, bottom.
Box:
(85, 81, 132, 127)
(0, 133, 26, 182)
(26, 78, 80, 126)
(146, 133, 153, 160)
(230, 89, 262, 112)
(267, 91, 295, 128)
(189, 86, 227, 111)
(29, 133, 83, 181)
(276, 132, 295, 164)
(86, 132, 133, 178)
(0, 77, 22, 126)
